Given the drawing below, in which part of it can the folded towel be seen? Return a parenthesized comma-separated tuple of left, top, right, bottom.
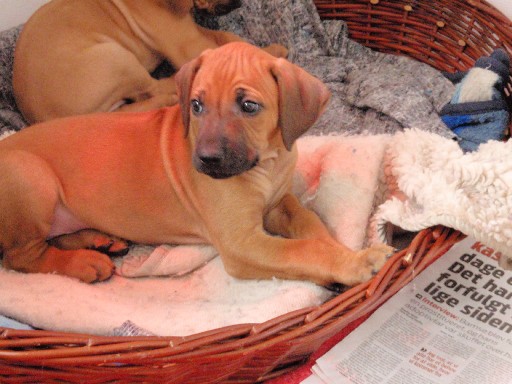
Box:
(117, 244, 217, 278)
(0, 256, 333, 336)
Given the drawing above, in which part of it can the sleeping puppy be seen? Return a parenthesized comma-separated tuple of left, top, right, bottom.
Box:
(13, 0, 287, 124)
(1, 42, 392, 286)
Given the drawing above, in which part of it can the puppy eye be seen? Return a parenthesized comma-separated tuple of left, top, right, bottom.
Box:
(191, 99, 204, 115)
(241, 100, 261, 115)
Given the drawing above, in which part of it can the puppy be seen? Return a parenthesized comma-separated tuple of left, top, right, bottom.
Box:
(1, 42, 392, 285)
(13, 0, 287, 123)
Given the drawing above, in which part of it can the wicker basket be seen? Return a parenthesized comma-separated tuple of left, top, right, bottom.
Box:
(315, 0, 512, 109)
(1, 1, 510, 382)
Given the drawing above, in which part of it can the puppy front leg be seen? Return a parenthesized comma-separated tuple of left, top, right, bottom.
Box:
(220, 193, 392, 286)
(264, 193, 348, 244)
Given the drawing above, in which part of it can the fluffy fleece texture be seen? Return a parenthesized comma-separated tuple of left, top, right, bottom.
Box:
(372, 129, 512, 267)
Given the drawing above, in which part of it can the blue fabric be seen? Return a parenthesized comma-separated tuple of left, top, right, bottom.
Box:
(441, 114, 473, 128)
(441, 49, 510, 152)
(0, 315, 33, 330)
(442, 110, 509, 152)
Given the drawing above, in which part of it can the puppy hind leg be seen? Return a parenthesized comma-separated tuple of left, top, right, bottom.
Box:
(73, 44, 178, 114)
(0, 151, 114, 283)
(4, 242, 115, 283)
(114, 76, 179, 112)
(99, 47, 179, 112)
(49, 229, 130, 256)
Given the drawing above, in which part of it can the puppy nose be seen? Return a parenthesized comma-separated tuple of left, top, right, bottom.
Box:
(198, 152, 222, 166)
(195, 127, 224, 167)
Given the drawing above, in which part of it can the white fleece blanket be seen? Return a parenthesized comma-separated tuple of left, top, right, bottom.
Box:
(1, 130, 511, 336)
(372, 129, 512, 268)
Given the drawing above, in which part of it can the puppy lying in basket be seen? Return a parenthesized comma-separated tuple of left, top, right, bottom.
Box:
(13, 0, 287, 124)
(0, 42, 392, 286)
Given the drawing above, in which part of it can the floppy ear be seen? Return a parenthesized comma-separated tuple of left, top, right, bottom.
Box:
(270, 58, 331, 150)
(174, 54, 204, 136)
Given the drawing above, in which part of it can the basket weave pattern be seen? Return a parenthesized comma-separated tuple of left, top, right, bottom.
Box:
(315, 0, 512, 105)
(1, 0, 511, 382)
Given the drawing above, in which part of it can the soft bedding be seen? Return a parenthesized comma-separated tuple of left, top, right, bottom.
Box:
(1, 0, 510, 336)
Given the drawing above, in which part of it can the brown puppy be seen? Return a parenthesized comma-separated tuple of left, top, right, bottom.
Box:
(13, 0, 287, 123)
(1, 43, 392, 285)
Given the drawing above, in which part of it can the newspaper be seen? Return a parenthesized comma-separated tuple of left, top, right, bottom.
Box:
(304, 237, 512, 384)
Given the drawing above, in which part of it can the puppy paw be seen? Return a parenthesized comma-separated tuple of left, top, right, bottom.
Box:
(88, 234, 130, 257)
(354, 244, 395, 282)
(50, 229, 130, 256)
(330, 243, 394, 286)
(147, 93, 179, 108)
(163, 93, 179, 107)
(65, 250, 116, 283)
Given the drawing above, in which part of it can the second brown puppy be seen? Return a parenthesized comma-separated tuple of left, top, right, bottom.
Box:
(13, 0, 287, 123)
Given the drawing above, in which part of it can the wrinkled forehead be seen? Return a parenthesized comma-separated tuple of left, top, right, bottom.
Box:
(192, 45, 277, 100)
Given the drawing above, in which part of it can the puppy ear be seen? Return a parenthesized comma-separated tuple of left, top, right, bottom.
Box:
(270, 58, 331, 150)
(175, 55, 204, 136)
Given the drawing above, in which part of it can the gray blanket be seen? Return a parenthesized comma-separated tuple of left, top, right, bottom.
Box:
(0, 0, 454, 139)
(0, 26, 25, 135)
(208, 0, 455, 137)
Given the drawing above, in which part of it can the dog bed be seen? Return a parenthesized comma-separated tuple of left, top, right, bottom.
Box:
(0, 0, 511, 382)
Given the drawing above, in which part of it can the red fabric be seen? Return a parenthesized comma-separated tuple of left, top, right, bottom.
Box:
(267, 314, 371, 383)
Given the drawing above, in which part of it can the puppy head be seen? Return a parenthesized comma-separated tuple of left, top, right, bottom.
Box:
(193, 0, 241, 16)
(175, 42, 330, 179)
